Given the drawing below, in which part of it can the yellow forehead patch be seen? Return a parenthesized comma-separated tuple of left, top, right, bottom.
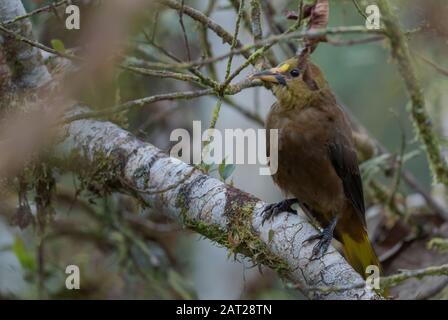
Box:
(278, 64, 290, 72)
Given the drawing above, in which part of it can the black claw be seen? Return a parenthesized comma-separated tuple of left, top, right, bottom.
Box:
(303, 216, 338, 259)
(261, 198, 297, 225)
(311, 234, 332, 258)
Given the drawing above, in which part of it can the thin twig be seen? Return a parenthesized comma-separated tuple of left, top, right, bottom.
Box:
(63, 89, 215, 122)
(204, 0, 247, 150)
(178, 0, 192, 61)
(129, 26, 384, 71)
(138, 36, 219, 89)
(352, 0, 368, 20)
(0, 23, 81, 61)
(219, 13, 306, 90)
(157, 0, 251, 59)
(326, 35, 384, 46)
(150, 8, 160, 41)
(230, 0, 253, 36)
(122, 65, 203, 85)
(250, 0, 263, 44)
(199, 0, 218, 80)
(418, 54, 448, 77)
(63, 80, 262, 122)
(301, 263, 448, 293)
(250, 0, 267, 69)
(381, 264, 448, 288)
(260, 0, 295, 57)
(220, 0, 246, 95)
(1, 0, 70, 26)
(388, 111, 406, 212)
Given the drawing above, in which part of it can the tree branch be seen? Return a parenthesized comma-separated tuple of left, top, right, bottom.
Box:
(156, 0, 251, 60)
(60, 107, 381, 300)
(0, 0, 69, 26)
(378, 0, 448, 186)
(381, 264, 448, 289)
(0, 0, 51, 89)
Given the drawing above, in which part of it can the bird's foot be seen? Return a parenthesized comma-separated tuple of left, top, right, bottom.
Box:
(261, 198, 297, 225)
(303, 217, 338, 259)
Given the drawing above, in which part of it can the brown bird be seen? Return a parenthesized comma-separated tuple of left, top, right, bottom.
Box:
(250, 57, 381, 279)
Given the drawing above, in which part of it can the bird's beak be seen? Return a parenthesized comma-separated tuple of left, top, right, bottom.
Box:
(249, 67, 286, 86)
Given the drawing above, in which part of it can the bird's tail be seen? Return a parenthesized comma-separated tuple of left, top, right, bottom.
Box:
(339, 228, 381, 280)
(340, 229, 389, 297)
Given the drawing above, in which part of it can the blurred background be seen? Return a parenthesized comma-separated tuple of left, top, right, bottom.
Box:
(0, 0, 448, 299)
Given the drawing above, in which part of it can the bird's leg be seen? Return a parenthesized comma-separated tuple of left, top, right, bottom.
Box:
(261, 198, 297, 225)
(303, 216, 339, 259)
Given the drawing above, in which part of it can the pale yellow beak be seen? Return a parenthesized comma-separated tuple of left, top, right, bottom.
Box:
(249, 66, 287, 85)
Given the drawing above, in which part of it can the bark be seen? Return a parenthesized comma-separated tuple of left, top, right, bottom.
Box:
(0, 0, 51, 89)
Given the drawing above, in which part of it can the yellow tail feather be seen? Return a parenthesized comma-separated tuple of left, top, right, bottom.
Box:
(340, 230, 381, 279)
(340, 229, 390, 298)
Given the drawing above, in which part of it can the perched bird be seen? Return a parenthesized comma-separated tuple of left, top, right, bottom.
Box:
(250, 57, 381, 279)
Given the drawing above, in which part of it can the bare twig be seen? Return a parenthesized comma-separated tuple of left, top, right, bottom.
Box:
(352, 0, 368, 20)
(198, 0, 218, 80)
(250, 0, 267, 69)
(218, 0, 246, 99)
(63, 89, 215, 122)
(156, 0, 251, 59)
(418, 54, 448, 77)
(388, 112, 406, 211)
(0, 23, 80, 61)
(122, 65, 203, 85)
(63, 79, 261, 122)
(0, 0, 69, 26)
(219, 14, 308, 90)
(259, 0, 295, 57)
(130, 26, 383, 71)
(178, 0, 192, 61)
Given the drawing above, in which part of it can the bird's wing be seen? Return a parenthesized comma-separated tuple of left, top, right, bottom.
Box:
(327, 131, 366, 226)
(265, 102, 280, 159)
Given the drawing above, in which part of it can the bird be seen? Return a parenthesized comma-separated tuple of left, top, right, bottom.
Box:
(249, 56, 382, 280)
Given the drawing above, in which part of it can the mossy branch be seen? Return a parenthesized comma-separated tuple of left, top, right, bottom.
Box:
(381, 264, 448, 289)
(61, 108, 381, 300)
(378, 0, 448, 186)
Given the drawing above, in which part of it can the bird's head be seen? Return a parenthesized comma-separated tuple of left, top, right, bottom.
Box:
(249, 57, 329, 109)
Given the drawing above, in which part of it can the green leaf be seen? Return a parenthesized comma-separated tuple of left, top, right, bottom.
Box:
(12, 236, 36, 271)
(167, 269, 196, 300)
(219, 163, 236, 181)
(360, 153, 390, 182)
(268, 229, 275, 243)
(51, 39, 66, 54)
(402, 149, 421, 163)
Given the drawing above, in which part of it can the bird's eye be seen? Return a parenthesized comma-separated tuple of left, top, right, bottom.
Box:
(290, 69, 300, 77)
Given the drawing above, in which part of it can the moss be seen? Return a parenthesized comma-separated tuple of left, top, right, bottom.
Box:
(176, 181, 290, 276)
(32, 161, 56, 234)
(12, 154, 57, 233)
(224, 194, 290, 275)
(427, 237, 448, 253)
(62, 148, 123, 199)
(133, 164, 151, 188)
(183, 216, 229, 245)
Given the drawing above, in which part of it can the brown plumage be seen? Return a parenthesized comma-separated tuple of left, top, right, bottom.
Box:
(251, 57, 381, 280)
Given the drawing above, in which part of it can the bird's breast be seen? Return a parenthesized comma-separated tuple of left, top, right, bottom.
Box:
(266, 106, 346, 214)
